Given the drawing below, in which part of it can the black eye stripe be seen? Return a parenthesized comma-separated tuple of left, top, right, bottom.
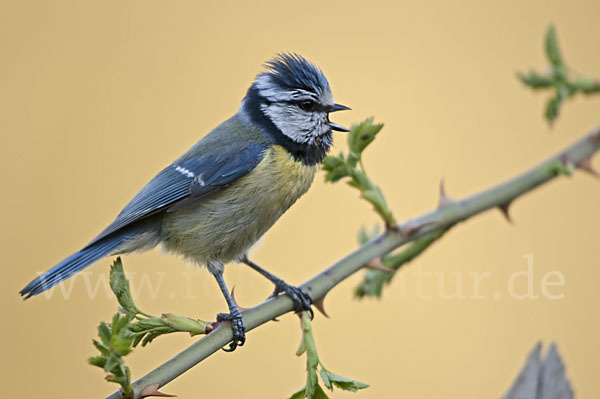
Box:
(280, 100, 329, 112)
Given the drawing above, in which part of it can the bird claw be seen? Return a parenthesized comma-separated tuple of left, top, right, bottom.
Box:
(270, 281, 314, 319)
(216, 309, 246, 352)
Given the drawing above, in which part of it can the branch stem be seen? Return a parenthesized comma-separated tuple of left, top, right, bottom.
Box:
(108, 125, 600, 399)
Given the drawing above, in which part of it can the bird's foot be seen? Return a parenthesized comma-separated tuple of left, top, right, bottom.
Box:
(216, 309, 245, 352)
(271, 280, 313, 319)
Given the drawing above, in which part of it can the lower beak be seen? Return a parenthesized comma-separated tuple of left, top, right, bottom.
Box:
(329, 121, 350, 132)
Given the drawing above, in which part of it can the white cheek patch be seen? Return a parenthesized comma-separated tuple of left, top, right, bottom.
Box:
(316, 118, 331, 138)
(262, 103, 316, 144)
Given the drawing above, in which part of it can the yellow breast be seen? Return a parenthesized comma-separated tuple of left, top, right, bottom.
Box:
(161, 145, 318, 265)
(255, 145, 319, 205)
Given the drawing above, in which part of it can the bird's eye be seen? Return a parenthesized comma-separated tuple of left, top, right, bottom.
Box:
(299, 100, 316, 112)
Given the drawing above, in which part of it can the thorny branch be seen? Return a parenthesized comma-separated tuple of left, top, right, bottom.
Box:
(107, 125, 600, 398)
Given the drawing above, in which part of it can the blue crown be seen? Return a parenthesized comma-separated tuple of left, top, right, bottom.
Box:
(261, 53, 330, 94)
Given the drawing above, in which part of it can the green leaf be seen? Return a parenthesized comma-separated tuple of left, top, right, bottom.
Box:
(128, 321, 178, 348)
(104, 355, 120, 373)
(322, 118, 395, 227)
(518, 25, 600, 126)
(106, 374, 126, 385)
(321, 155, 345, 170)
(132, 333, 144, 348)
(348, 118, 383, 155)
(313, 384, 330, 399)
(140, 328, 174, 346)
(91, 262, 140, 395)
(141, 332, 158, 347)
(93, 339, 110, 355)
(98, 322, 111, 346)
(114, 313, 134, 335)
(346, 152, 359, 168)
(517, 71, 553, 89)
(327, 373, 369, 392)
(289, 385, 330, 399)
(545, 25, 564, 67)
(319, 369, 332, 390)
(295, 337, 306, 356)
(289, 387, 306, 399)
(109, 258, 141, 315)
(111, 313, 120, 334)
(573, 78, 600, 94)
(545, 95, 561, 125)
(322, 154, 353, 183)
(112, 341, 133, 357)
(305, 347, 319, 398)
(298, 312, 320, 398)
(331, 380, 369, 392)
(294, 312, 368, 398)
(88, 356, 106, 368)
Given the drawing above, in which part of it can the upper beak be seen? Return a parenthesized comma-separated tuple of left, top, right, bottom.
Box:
(328, 103, 351, 132)
(329, 103, 351, 113)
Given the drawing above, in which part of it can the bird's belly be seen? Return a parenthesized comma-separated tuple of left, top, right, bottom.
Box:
(160, 145, 318, 265)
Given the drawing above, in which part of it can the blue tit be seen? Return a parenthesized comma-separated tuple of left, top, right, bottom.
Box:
(20, 53, 350, 351)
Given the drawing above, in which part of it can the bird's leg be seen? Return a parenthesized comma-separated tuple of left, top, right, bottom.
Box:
(242, 256, 313, 319)
(212, 269, 245, 352)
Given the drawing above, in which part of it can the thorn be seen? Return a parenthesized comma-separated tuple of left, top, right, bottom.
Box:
(400, 222, 420, 237)
(591, 130, 600, 144)
(313, 297, 329, 318)
(438, 178, 454, 208)
(498, 202, 513, 223)
(140, 383, 176, 398)
(389, 224, 402, 234)
(205, 322, 218, 334)
(366, 257, 395, 273)
(577, 157, 599, 178)
(230, 287, 249, 313)
(400, 220, 435, 237)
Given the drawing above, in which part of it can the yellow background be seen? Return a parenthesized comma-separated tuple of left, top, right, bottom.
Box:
(1, 1, 599, 398)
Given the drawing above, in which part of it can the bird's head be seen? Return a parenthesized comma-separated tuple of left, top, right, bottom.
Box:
(241, 54, 349, 162)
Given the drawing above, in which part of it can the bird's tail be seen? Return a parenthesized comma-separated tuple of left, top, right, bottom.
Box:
(20, 232, 132, 299)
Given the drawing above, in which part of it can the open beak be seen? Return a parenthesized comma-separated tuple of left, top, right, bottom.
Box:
(328, 103, 351, 132)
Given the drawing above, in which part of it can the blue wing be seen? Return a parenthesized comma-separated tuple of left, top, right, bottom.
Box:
(86, 142, 266, 247)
